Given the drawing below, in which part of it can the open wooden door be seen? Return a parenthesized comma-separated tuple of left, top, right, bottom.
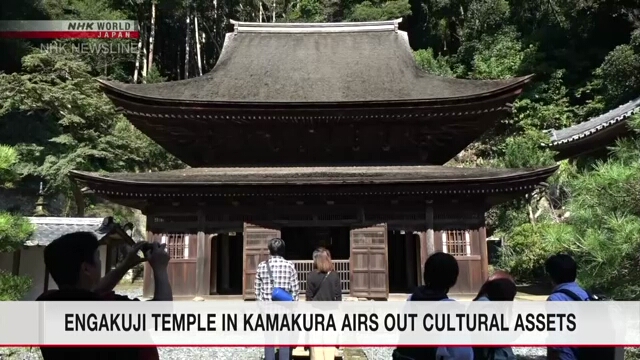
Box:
(242, 223, 281, 300)
(349, 224, 389, 299)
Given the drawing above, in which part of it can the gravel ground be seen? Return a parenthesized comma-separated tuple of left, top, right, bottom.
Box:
(115, 286, 265, 360)
(362, 346, 547, 360)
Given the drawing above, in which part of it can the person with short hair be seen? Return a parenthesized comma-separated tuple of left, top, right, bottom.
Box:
(393, 252, 473, 360)
(37, 231, 172, 360)
(306, 247, 342, 360)
(545, 254, 589, 360)
(255, 238, 300, 360)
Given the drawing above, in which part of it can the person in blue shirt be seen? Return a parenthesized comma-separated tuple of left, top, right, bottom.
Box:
(545, 254, 589, 360)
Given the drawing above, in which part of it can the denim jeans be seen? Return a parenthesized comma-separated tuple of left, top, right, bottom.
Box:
(264, 346, 290, 360)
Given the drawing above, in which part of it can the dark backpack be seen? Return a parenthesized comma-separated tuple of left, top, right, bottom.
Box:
(392, 293, 449, 360)
(552, 289, 616, 360)
(392, 346, 438, 360)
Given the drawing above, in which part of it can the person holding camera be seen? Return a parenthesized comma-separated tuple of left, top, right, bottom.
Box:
(37, 231, 172, 360)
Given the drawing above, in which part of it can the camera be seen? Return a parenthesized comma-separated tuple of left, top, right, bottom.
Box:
(140, 242, 154, 253)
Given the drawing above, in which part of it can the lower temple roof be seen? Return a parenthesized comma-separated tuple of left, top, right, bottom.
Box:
(71, 166, 557, 186)
(70, 166, 558, 210)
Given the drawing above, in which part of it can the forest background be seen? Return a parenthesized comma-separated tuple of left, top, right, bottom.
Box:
(1, 0, 640, 301)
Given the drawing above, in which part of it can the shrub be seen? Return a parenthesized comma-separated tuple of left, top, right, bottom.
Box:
(498, 223, 561, 283)
(0, 270, 32, 300)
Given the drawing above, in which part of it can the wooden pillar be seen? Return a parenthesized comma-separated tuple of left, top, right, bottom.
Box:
(425, 205, 435, 255)
(210, 235, 218, 295)
(479, 225, 489, 281)
(404, 233, 416, 288)
(417, 205, 435, 286)
(12, 250, 21, 276)
(220, 233, 230, 292)
(195, 231, 206, 297)
(195, 211, 210, 298)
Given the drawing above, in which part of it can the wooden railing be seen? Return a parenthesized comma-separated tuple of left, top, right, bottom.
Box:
(292, 260, 350, 293)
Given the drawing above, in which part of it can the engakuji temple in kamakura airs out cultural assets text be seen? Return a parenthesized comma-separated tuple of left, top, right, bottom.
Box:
(68, 19, 558, 300)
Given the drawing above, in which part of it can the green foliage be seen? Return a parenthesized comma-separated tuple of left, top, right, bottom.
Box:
(501, 120, 640, 299)
(0, 50, 183, 198)
(496, 130, 556, 169)
(414, 49, 454, 77)
(346, 0, 411, 21)
(0, 270, 32, 301)
(0, 213, 34, 253)
(0, 144, 34, 253)
(499, 223, 561, 282)
(0, 145, 18, 188)
(288, 0, 327, 22)
(469, 28, 531, 80)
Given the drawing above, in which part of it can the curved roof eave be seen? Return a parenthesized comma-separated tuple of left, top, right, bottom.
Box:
(549, 96, 640, 147)
(96, 75, 534, 108)
(69, 165, 559, 187)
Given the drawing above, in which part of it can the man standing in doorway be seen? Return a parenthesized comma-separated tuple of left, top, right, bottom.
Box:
(255, 238, 300, 360)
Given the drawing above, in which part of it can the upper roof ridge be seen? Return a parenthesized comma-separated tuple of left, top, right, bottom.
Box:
(229, 19, 402, 34)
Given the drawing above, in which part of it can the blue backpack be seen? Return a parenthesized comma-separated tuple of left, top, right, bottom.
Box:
(266, 260, 294, 301)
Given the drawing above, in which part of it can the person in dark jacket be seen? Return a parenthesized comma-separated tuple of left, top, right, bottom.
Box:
(37, 231, 172, 360)
(306, 247, 341, 360)
(394, 252, 473, 360)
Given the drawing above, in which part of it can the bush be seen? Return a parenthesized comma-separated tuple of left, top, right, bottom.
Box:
(498, 223, 561, 283)
(0, 212, 35, 252)
(0, 270, 32, 301)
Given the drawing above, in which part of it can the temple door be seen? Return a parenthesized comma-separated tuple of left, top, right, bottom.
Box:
(242, 223, 281, 300)
(349, 224, 389, 299)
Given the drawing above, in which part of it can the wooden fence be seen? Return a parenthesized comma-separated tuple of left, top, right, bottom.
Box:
(292, 260, 350, 293)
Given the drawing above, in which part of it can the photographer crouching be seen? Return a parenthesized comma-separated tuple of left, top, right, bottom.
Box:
(37, 231, 173, 360)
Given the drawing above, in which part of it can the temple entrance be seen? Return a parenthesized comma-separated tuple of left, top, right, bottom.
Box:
(281, 227, 350, 261)
(281, 227, 351, 294)
(214, 232, 244, 295)
(387, 231, 419, 293)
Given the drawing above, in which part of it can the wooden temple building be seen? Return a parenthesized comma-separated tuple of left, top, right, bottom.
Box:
(548, 96, 640, 160)
(70, 19, 558, 299)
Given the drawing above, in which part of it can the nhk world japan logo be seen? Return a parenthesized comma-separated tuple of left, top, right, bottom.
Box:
(0, 20, 139, 39)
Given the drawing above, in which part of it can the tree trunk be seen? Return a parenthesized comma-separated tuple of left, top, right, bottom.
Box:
(194, 14, 203, 76)
(133, 25, 143, 83)
(259, 2, 264, 23)
(184, 9, 191, 79)
(272, 0, 276, 22)
(148, 1, 156, 71)
(141, 27, 148, 82)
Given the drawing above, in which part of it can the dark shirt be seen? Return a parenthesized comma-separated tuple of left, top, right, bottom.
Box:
(36, 289, 159, 360)
(305, 270, 342, 301)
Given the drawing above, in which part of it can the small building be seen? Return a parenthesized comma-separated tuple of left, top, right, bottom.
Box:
(69, 19, 557, 300)
(548, 96, 640, 160)
(0, 189, 136, 300)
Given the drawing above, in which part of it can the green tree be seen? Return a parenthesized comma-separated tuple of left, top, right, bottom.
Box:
(0, 50, 183, 214)
(0, 145, 34, 302)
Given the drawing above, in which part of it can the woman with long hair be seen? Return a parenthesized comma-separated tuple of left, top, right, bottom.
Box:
(306, 247, 342, 360)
